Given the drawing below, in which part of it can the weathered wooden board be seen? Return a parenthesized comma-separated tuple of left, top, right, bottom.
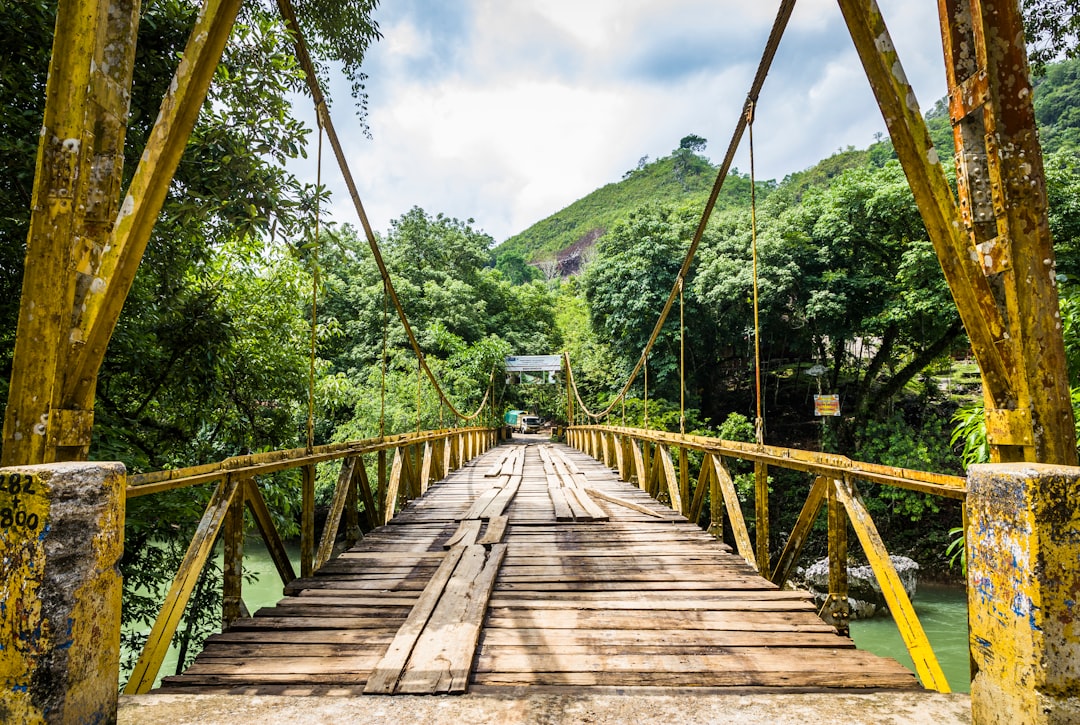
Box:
(395, 544, 507, 694)
(363, 545, 467, 693)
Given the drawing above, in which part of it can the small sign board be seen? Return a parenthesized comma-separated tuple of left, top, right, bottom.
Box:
(814, 394, 841, 417)
(505, 355, 562, 373)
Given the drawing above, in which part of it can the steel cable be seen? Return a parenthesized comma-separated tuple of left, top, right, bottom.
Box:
(565, 0, 798, 421)
(277, 0, 492, 422)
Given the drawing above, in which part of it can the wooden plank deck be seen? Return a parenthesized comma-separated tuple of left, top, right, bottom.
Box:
(157, 441, 920, 695)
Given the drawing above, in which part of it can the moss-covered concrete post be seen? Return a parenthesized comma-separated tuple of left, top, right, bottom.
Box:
(0, 462, 125, 724)
(967, 463, 1080, 724)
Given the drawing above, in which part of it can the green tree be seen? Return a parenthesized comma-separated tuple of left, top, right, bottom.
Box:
(315, 212, 561, 442)
(1024, 0, 1080, 74)
(495, 249, 541, 285)
(583, 204, 712, 408)
(672, 137, 713, 190)
(679, 134, 708, 153)
(694, 161, 964, 450)
(0, 0, 383, 679)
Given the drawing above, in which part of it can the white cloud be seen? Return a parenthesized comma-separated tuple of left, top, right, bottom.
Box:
(307, 0, 948, 243)
(382, 19, 427, 61)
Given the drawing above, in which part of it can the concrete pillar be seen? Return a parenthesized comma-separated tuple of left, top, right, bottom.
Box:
(967, 463, 1080, 724)
(0, 462, 125, 724)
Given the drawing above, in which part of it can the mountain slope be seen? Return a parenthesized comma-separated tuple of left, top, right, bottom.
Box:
(495, 146, 755, 277)
(495, 57, 1080, 281)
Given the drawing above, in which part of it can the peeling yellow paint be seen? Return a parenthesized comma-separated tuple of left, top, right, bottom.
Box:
(1, 463, 125, 724)
(968, 464, 1080, 724)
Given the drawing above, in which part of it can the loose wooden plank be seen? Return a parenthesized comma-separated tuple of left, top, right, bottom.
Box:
(548, 488, 574, 521)
(583, 487, 664, 518)
(565, 487, 609, 521)
(511, 447, 525, 476)
(547, 446, 584, 475)
(443, 519, 482, 549)
(461, 489, 501, 520)
(484, 452, 509, 477)
(479, 477, 522, 518)
(536, 445, 557, 475)
(560, 488, 592, 521)
(395, 543, 507, 694)
(363, 545, 466, 693)
(477, 515, 509, 545)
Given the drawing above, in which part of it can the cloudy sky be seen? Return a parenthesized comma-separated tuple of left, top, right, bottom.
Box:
(302, 0, 949, 244)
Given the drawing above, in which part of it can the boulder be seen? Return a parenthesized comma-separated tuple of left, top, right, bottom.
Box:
(799, 555, 919, 620)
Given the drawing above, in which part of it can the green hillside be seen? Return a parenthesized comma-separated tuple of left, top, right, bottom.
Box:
(1034, 58, 1080, 152)
(494, 139, 758, 278)
(495, 57, 1080, 283)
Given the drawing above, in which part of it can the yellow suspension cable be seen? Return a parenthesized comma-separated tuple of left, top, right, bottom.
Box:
(305, 117, 323, 453)
(563, 353, 574, 427)
(559, 0, 798, 422)
(644, 357, 649, 430)
(277, 0, 493, 423)
(679, 277, 686, 435)
(380, 282, 388, 438)
(748, 102, 764, 446)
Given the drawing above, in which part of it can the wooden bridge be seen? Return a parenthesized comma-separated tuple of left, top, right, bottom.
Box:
(5, 0, 1080, 723)
(158, 440, 916, 695)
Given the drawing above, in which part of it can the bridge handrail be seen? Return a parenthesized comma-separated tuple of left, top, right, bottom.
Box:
(122, 425, 501, 694)
(567, 423, 960, 693)
(126, 427, 491, 498)
(572, 424, 967, 499)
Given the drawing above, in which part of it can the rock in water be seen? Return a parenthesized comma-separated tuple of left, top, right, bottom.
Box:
(799, 555, 919, 619)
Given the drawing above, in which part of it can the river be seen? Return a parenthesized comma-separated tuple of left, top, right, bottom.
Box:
(131, 540, 971, 693)
(850, 583, 971, 693)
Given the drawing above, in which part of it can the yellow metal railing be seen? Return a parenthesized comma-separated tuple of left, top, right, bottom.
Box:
(121, 426, 500, 694)
(567, 424, 965, 693)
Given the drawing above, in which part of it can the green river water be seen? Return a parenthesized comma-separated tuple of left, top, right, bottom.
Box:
(133, 540, 971, 693)
(850, 584, 970, 693)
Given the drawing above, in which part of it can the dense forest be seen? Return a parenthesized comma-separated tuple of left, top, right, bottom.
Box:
(4, 0, 1080, 678)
